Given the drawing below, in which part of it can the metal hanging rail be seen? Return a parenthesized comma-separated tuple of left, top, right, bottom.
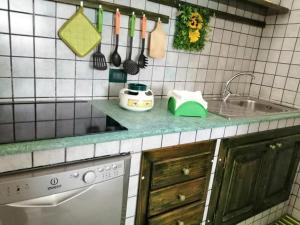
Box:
(148, 0, 266, 27)
(46, 0, 170, 23)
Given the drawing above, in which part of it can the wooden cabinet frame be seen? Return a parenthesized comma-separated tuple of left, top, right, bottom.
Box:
(135, 141, 216, 225)
(207, 125, 300, 225)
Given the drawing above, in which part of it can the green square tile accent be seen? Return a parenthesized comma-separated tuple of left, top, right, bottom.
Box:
(109, 69, 127, 83)
(58, 7, 100, 57)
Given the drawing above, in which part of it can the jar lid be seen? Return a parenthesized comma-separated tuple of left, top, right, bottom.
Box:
(128, 83, 147, 91)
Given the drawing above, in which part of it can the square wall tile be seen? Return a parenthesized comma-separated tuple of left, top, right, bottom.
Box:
(196, 129, 211, 141)
(224, 126, 238, 137)
(126, 196, 137, 218)
(130, 153, 141, 176)
(142, 135, 162, 150)
(10, 12, 33, 35)
(76, 80, 93, 97)
(35, 0, 56, 16)
(15, 123, 35, 141)
(10, 0, 33, 13)
(210, 127, 225, 139)
(12, 57, 34, 77)
(0, 10, 8, 33)
(0, 0, 8, 9)
(236, 124, 249, 135)
(0, 56, 11, 77)
(35, 16, 56, 37)
(0, 124, 13, 143)
(36, 79, 55, 97)
(56, 79, 75, 97)
(35, 59, 55, 78)
(95, 141, 120, 157)
(35, 38, 55, 58)
(93, 80, 108, 97)
(121, 138, 142, 153)
(57, 60, 75, 78)
(11, 35, 33, 57)
(180, 131, 196, 144)
(37, 122, 55, 139)
(13, 78, 34, 98)
(0, 78, 12, 98)
(162, 133, 180, 147)
(248, 123, 260, 133)
(0, 34, 10, 55)
(0, 153, 32, 173)
(33, 148, 65, 167)
(66, 144, 94, 162)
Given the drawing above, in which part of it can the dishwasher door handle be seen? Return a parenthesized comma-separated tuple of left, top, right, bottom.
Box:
(6, 185, 93, 208)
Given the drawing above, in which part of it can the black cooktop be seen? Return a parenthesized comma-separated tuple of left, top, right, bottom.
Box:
(0, 101, 127, 144)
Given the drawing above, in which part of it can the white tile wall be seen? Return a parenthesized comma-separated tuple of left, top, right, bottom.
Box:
(162, 132, 180, 147)
(0, 0, 264, 102)
(33, 148, 65, 167)
(95, 140, 120, 157)
(66, 144, 94, 161)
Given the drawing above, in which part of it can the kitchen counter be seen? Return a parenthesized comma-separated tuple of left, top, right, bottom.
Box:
(0, 99, 299, 156)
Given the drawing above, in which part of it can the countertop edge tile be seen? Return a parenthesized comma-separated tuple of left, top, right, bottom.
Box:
(0, 99, 299, 156)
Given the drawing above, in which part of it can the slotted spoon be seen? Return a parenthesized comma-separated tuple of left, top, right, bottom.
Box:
(93, 6, 107, 70)
(138, 14, 148, 69)
(123, 12, 139, 75)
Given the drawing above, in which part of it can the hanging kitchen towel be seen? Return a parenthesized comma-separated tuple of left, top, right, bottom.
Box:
(58, 7, 101, 57)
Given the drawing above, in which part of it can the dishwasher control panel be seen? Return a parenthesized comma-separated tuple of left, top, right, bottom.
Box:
(0, 158, 126, 205)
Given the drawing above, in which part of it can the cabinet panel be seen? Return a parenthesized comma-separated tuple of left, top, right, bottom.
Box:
(148, 201, 204, 225)
(259, 136, 299, 210)
(148, 177, 206, 216)
(214, 143, 269, 225)
(151, 152, 211, 190)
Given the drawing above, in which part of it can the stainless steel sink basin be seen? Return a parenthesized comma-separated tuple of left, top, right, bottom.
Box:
(207, 97, 298, 119)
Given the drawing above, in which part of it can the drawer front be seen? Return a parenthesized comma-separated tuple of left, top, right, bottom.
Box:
(151, 152, 211, 190)
(148, 177, 207, 216)
(148, 201, 204, 225)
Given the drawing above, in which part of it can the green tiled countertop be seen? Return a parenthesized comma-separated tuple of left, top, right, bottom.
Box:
(0, 99, 299, 156)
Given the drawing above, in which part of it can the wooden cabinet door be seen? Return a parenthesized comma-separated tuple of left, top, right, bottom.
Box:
(214, 142, 269, 225)
(258, 135, 300, 210)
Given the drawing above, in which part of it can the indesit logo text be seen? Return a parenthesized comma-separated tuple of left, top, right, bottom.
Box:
(48, 177, 62, 190)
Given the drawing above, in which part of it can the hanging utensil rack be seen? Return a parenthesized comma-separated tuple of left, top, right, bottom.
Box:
(46, 0, 169, 24)
(148, 0, 266, 27)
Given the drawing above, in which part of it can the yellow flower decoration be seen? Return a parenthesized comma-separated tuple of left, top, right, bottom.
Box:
(188, 12, 203, 30)
(189, 30, 200, 43)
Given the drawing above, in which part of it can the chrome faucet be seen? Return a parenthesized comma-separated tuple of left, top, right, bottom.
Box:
(223, 72, 255, 102)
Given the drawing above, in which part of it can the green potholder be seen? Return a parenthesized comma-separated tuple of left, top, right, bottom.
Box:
(58, 7, 101, 57)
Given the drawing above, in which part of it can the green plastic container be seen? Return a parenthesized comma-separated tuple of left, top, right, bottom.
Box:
(168, 97, 208, 117)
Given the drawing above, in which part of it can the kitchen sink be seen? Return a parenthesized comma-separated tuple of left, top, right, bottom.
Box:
(207, 97, 298, 119)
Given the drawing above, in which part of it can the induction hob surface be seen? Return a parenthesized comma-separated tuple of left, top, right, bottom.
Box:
(0, 101, 127, 144)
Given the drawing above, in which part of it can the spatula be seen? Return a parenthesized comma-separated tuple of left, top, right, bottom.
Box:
(149, 18, 167, 59)
(123, 12, 139, 75)
(138, 14, 148, 69)
(111, 8, 121, 67)
(93, 5, 107, 70)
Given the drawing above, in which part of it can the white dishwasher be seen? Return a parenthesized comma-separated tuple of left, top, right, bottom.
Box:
(0, 154, 131, 225)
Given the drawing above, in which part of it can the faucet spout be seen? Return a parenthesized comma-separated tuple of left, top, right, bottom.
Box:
(223, 73, 255, 102)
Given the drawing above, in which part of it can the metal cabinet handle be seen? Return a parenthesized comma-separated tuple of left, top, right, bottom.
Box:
(177, 220, 185, 225)
(276, 143, 283, 148)
(178, 194, 186, 201)
(269, 144, 276, 150)
(182, 168, 190, 175)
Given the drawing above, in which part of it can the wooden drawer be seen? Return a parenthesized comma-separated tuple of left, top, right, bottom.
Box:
(148, 177, 207, 216)
(148, 201, 205, 225)
(151, 152, 211, 190)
